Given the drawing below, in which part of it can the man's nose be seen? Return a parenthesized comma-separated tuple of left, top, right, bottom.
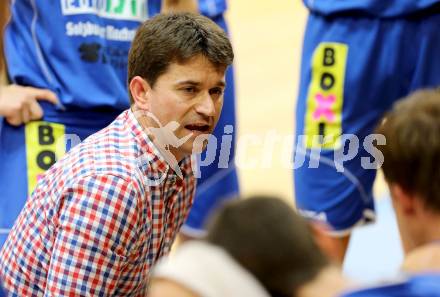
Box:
(195, 92, 216, 117)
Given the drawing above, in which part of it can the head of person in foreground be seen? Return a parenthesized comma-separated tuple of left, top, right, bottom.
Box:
(150, 196, 353, 297)
(376, 88, 440, 272)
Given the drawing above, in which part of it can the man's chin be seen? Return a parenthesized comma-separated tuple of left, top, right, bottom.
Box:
(180, 136, 210, 155)
(194, 133, 213, 152)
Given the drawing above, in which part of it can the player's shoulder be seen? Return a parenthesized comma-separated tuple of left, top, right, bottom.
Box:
(341, 274, 440, 297)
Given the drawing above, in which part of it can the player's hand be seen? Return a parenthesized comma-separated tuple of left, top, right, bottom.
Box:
(0, 84, 59, 126)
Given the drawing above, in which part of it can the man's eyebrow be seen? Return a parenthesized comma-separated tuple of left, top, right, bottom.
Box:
(215, 80, 226, 88)
(175, 80, 226, 88)
(175, 80, 201, 86)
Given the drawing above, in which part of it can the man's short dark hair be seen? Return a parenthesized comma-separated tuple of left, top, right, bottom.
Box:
(376, 89, 440, 212)
(206, 196, 329, 297)
(128, 13, 234, 104)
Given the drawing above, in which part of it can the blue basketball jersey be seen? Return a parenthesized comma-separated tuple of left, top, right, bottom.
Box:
(303, 0, 440, 17)
(5, 0, 148, 114)
(342, 275, 440, 297)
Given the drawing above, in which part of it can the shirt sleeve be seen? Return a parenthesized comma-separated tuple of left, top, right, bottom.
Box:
(44, 174, 141, 296)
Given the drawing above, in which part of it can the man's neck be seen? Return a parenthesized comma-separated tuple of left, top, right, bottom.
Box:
(403, 214, 440, 273)
(296, 266, 354, 297)
(406, 213, 440, 251)
(418, 215, 440, 245)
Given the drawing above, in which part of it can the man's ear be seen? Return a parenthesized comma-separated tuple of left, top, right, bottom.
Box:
(390, 183, 416, 216)
(129, 76, 151, 110)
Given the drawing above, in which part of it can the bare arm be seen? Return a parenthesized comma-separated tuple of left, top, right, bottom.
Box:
(161, 0, 198, 13)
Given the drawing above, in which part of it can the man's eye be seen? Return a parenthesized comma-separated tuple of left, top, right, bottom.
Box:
(183, 87, 196, 93)
(210, 88, 223, 96)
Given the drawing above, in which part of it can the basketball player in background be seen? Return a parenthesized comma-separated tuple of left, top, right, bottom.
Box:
(295, 0, 440, 262)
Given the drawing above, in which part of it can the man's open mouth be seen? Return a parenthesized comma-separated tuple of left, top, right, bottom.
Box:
(185, 124, 211, 133)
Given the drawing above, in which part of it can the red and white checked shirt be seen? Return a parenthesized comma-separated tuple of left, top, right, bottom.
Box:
(0, 109, 196, 296)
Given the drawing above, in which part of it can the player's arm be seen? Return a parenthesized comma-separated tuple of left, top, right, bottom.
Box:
(44, 175, 142, 295)
(161, 0, 198, 13)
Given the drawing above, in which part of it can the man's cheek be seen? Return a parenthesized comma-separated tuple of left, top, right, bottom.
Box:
(215, 100, 224, 118)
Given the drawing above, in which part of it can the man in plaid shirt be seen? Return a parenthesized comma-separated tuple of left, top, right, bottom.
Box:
(0, 13, 233, 296)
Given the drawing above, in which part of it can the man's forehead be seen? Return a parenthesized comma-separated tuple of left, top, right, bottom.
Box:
(170, 55, 227, 74)
(163, 59, 226, 84)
